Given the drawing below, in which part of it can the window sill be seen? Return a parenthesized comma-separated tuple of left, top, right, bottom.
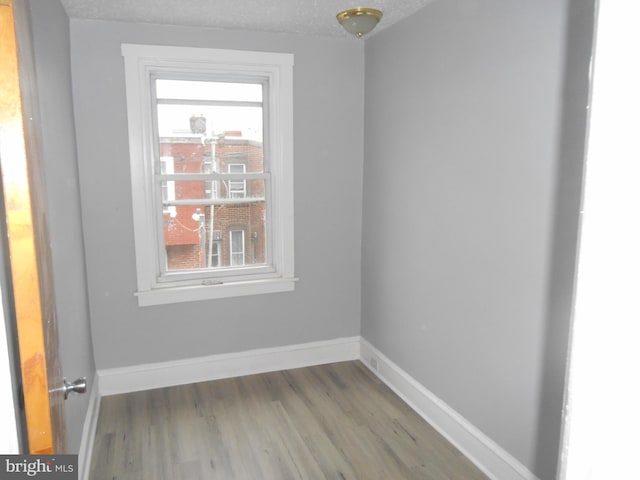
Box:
(135, 277, 297, 306)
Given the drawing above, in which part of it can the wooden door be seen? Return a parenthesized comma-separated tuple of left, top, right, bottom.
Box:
(0, 0, 66, 454)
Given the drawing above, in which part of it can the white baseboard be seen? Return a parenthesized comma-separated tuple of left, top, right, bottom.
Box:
(97, 336, 361, 396)
(359, 338, 540, 480)
(77, 377, 101, 480)
(92, 335, 537, 480)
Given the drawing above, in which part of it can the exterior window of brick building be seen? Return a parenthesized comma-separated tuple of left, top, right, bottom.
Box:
(160, 130, 266, 271)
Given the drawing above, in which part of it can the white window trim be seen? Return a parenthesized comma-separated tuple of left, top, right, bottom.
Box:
(122, 44, 296, 306)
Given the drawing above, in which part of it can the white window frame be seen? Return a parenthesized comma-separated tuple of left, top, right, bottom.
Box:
(122, 44, 296, 306)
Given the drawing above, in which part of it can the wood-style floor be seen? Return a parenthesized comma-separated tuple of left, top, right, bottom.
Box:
(89, 361, 489, 479)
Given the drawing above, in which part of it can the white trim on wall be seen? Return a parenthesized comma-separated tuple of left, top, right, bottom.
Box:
(97, 336, 361, 396)
(360, 338, 540, 480)
(77, 378, 101, 480)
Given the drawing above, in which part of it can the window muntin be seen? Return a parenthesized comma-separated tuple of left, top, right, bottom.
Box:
(122, 44, 295, 305)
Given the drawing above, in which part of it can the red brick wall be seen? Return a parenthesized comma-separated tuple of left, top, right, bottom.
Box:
(161, 141, 210, 247)
(161, 134, 266, 269)
(166, 244, 202, 270)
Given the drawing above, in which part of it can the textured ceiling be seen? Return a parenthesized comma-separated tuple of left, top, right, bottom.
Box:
(59, 0, 434, 38)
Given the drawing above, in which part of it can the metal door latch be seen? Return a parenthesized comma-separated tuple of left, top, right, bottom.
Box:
(62, 377, 87, 400)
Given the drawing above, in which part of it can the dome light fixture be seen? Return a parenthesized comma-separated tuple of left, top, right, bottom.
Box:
(336, 7, 383, 38)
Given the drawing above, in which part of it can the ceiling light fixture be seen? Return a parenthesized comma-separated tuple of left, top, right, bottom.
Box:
(336, 7, 383, 38)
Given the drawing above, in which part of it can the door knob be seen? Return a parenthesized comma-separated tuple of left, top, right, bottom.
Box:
(62, 377, 87, 400)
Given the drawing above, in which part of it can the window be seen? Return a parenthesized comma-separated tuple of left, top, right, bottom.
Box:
(209, 241, 221, 268)
(229, 229, 245, 266)
(227, 164, 247, 199)
(160, 156, 177, 218)
(122, 44, 295, 305)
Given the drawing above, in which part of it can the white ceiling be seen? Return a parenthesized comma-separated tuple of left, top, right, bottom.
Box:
(59, 0, 434, 38)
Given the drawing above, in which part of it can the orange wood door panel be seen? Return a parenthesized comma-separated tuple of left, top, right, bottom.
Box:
(0, 0, 65, 454)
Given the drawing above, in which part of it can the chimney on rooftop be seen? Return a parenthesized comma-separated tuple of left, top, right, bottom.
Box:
(190, 115, 206, 134)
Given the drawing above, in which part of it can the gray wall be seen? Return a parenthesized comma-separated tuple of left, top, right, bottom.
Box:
(362, 0, 591, 478)
(537, 0, 595, 476)
(69, 20, 364, 369)
(27, 0, 96, 453)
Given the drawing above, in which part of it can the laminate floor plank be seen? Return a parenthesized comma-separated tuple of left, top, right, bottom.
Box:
(209, 395, 266, 480)
(89, 361, 489, 480)
(266, 400, 329, 478)
(302, 433, 360, 480)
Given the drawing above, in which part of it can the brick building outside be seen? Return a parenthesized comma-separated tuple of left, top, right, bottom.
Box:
(160, 122, 266, 272)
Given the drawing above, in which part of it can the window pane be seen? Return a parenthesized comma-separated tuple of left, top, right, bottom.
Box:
(161, 180, 267, 272)
(227, 164, 246, 198)
(156, 79, 262, 103)
(156, 78, 268, 274)
(230, 230, 245, 266)
(210, 242, 220, 267)
(157, 104, 263, 144)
